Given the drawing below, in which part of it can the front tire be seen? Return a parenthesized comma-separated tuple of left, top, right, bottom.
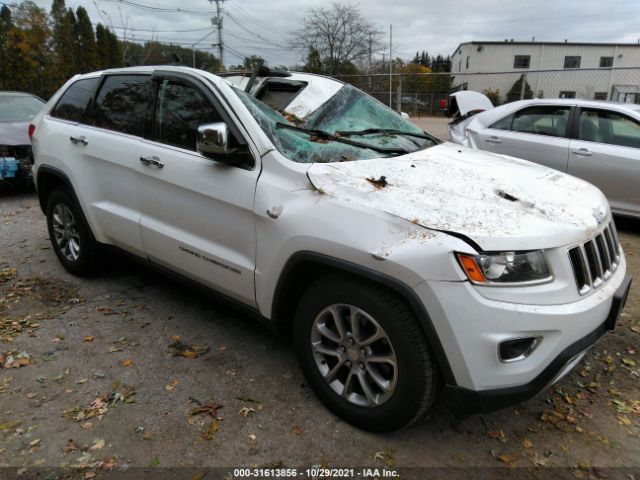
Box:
(46, 188, 98, 276)
(293, 274, 437, 432)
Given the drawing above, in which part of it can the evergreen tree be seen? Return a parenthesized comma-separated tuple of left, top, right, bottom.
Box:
(106, 29, 122, 67)
(506, 74, 534, 102)
(304, 46, 323, 73)
(0, 5, 13, 90)
(50, 0, 76, 87)
(95, 23, 108, 69)
(74, 6, 96, 73)
(420, 51, 430, 67)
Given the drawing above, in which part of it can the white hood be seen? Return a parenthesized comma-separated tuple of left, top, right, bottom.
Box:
(307, 143, 609, 251)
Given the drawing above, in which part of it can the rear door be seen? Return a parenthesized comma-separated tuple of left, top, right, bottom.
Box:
(75, 74, 151, 255)
(475, 105, 572, 172)
(136, 72, 260, 306)
(39, 76, 149, 254)
(568, 107, 640, 215)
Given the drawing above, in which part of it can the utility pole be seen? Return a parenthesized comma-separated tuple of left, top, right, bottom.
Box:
(210, 0, 225, 69)
(389, 24, 393, 108)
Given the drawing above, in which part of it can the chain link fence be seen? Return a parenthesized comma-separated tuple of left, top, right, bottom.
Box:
(331, 67, 640, 117)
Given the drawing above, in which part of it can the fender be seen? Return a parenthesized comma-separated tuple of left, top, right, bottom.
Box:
(35, 165, 96, 242)
(272, 251, 457, 386)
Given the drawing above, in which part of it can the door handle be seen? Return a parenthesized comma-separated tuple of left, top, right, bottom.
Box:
(572, 148, 593, 157)
(69, 135, 88, 146)
(485, 136, 502, 144)
(139, 155, 164, 168)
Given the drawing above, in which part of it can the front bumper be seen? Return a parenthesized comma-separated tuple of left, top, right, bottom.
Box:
(446, 274, 631, 413)
(414, 255, 630, 413)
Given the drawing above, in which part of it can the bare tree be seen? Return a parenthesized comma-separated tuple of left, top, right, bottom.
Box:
(291, 3, 379, 75)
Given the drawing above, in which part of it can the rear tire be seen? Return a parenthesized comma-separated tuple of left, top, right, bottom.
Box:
(46, 187, 98, 276)
(293, 274, 437, 432)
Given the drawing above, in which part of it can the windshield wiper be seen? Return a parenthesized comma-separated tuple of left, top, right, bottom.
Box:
(335, 128, 440, 144)
(275, 122, 409, 155)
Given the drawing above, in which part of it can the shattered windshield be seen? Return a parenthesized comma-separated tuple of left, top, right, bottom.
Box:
(233, 84, 436, 163)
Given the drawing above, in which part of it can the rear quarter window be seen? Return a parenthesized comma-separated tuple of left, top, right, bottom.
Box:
(93, 75, 151, 137)
(50, 77, 100, 123)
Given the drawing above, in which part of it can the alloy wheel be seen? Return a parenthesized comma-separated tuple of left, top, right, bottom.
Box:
(310, 303, 398, 407)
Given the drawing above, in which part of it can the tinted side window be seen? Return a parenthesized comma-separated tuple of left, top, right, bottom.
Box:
(579, 109, 640, 148)
(51, 78, 100, 123)
(511, 106, 570, 137)
(490, 114, 514, 130)
(153, 80, 221, 151)
(94, 75, 150, 137)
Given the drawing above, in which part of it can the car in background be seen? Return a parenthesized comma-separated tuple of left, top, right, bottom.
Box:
(448, 92, 640, 219)
(0, 91, 45, 183)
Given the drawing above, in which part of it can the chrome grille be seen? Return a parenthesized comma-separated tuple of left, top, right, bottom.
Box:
(568, 221, 621, 295)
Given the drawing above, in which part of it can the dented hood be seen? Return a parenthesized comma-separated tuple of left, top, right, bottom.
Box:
(306, 142, 610, 251)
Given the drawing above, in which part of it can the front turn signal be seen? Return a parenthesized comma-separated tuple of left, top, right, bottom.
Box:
(457, 253, 487, 284)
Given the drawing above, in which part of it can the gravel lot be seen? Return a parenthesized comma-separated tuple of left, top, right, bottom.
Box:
(1, 174, 639, 478)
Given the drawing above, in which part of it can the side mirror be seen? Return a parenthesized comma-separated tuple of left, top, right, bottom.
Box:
(197, 122, 236, 158)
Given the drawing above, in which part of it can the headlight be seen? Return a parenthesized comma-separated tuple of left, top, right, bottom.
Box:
(457, 251, 552, 286)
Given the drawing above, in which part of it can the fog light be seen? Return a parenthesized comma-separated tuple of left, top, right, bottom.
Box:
(499, 337, 540, 363)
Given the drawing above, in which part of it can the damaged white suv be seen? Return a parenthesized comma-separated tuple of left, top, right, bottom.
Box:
(30, 66, 631, 431)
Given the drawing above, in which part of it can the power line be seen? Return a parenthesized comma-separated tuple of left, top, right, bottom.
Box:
(101, 23, 213, 33)
(100, 0, 216, 16)
(225, 12, 287, 49)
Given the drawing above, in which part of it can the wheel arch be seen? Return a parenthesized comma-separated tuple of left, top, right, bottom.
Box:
(270, 251, 457, 386)
(36, 165, 95, 242)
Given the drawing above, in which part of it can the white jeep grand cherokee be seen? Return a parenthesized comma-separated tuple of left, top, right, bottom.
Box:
(30, 66, 631, 432)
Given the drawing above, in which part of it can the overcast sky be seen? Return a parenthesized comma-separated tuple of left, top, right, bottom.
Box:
(31, 0, 640, 67)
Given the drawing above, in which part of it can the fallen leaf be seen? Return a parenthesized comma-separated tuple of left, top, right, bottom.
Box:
(497, 454, 518, 465)
(238, 406, 256, 417)
(168, 339, 209, 358)
(89, 438, 105, 450)
(165, 379, 178, 392)
(618, 415, 632, 425)
(63, 439, 79, 454)
(29, 438, 41, 447)
(292, 425, 303, 435)
(170, 335, 181, 342)
(149, 457, 160, 467)
(488, 429, 507, 443)
(522, 438, 533, 449)
(189, 400, 223, 440)
(119, 359, 133, 367)
(202, 419, 219, 440)
(248, 432, 257, 447)
(622, 358, 636, 367)
(84, 472, 96, 479)
(83, 336, 95, 342)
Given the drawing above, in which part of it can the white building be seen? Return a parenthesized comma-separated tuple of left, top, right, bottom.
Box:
(451, 41, 640, 103)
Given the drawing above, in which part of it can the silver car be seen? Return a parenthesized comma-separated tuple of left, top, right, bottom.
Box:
(448, 92, 640, 218)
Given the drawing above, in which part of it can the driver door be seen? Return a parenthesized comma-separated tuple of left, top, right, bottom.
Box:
(136, 73, 260, 306)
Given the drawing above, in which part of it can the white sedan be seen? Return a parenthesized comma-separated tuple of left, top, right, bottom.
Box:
(448, 92, 640, 218)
